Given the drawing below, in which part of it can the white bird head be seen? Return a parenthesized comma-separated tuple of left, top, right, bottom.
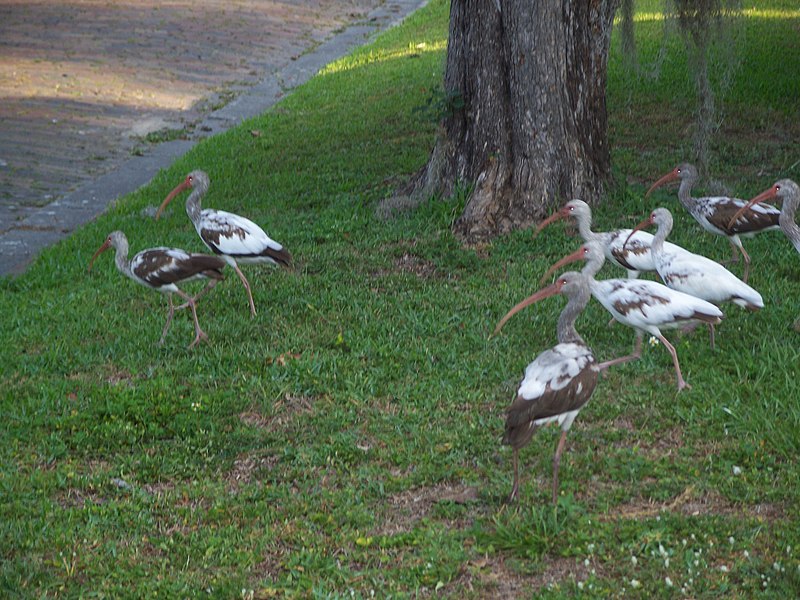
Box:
(88, 230, 128, 272)
(535, 199, 591, 236)
(646, 162, 698, 197)
(155, 170, 211, 219)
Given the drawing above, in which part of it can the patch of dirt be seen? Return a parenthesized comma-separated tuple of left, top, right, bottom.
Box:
(606, 485, 787, 522)
(239, 393, 316, 431)
(394, 252, 439, 279)
(372, 482, 480, 537)
(55, 487, 107, 509)
(446, 553, 594, 597)
(611, 417, 684, 458)
(142, 480, 177, 497)
(224, 451, 280, 492)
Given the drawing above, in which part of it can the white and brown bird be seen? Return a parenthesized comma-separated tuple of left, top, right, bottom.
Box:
(494, 271, 604, 504)
(543, 241, 723, 391)
(625, 208, 763, 349)
(88, 231, 225, 348)
(646, 163, 780, 282)
(728, 178, 800, 329)
(156, 170, 291, 317)
(535, 199, 687, 279)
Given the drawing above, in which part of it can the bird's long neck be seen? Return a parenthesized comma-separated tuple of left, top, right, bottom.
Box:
(185, 180, 208, 225)
(575, 213, 598, 244)
(581, 254, 604, 279)
(650, 218, 672, 255)
(678, 176, 698, 210)
(113, 239, 133, 280)
(780, 197, 800, 253)
(556, 285, 590, 346)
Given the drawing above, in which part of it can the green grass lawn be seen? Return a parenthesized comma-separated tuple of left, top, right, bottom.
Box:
(2, 0, 799, 596)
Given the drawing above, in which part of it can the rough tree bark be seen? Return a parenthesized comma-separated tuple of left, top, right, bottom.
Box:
(407, 0, 621, 243)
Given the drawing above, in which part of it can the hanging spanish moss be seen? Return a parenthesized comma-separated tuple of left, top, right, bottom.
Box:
(666, 0, 743, 174)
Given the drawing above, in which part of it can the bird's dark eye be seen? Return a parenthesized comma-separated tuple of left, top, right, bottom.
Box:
(776, 185, 781, 192)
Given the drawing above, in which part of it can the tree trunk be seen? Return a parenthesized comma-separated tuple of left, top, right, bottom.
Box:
(409, 0, 620, 243)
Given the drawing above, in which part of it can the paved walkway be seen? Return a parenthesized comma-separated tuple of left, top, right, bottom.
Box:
(0, 0, 426, 276)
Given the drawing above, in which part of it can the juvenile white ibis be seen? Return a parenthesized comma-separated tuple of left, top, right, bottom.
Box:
(88, 231, 226, 348)
(728, 178, 800, 329)
(494, 271, 604, 504)
(646, 162, 780, 282)
(156, 170, 292, 317)
(625, 208, 763, 349)
(543, 241, 723, 391)
(535, 199, 687, 279)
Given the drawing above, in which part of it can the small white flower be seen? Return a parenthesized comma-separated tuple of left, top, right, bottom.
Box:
(787, 545, 793, 555)
(584, 558, 590, 567)
(773, 562, 782, 572)
(682, 538, 687, 546)
(665, 577, 673, 587)
(578, 582, 584, 590)
(648, 336, 659, 347)
(732, 465, 742, 476)
(664, 558, 670, 568)
(630, 579, 641, 589)
(720, 565, 729, 573)
(631, 556, 638, 565)
(659, 543, 667, 557)
(743, 550, 750, 558)
(691, 534, 696, 541)
(587, 543, 595, 553)
(728, 537, 735, 545)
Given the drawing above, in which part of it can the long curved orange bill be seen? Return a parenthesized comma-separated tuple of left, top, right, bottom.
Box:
(539, 245, 589, 286)
(534, 206, 568, 237)
(88, 239, 112, 273)
(727, 186, 779, 230)
(493, 280, 563, 336)
(155, 180, 191, 219)
(623, 216, 654, 253)
(645, 170, 678, 198)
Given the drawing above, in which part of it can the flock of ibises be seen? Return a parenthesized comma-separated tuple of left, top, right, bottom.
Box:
(87, 164, 800, 504)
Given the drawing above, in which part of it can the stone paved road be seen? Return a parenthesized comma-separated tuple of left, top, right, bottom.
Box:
(0, 0, 390, 220)
(0, 0, 425, 275)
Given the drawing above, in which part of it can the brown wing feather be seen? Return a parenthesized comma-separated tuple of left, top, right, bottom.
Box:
(260, 245, 292, 268)
(134, 250, 225, 287)
(503, 366, 599, 451)
(706, 200, 779, 235)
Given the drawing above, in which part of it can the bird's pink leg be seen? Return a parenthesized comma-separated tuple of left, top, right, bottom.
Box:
(174, 279, 219, 310)
(724, 240, 742, 265)
(551, 430, 569, 506)
(708, 324, 716, 351)
(175, 289, 208, 348)
(507, 450, 520, 503)
(597, 332, 643, 371)
(159, 294, 177, 345)
(739, 246, 751, 284)
(231, 262, 257, 318)
(658, 334, 690, 391)
(725, 240, 751, 283)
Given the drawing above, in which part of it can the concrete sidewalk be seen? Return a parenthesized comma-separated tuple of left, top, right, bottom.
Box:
(0, 0, 427, 276)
